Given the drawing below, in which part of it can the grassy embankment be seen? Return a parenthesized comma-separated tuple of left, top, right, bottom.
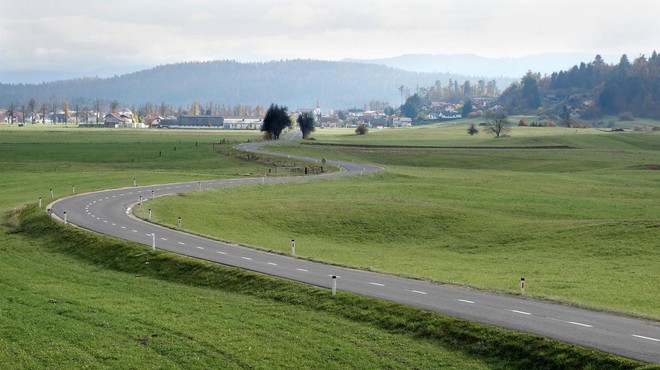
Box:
(139, 123, 660, 319)
(4, 126, 648, 368)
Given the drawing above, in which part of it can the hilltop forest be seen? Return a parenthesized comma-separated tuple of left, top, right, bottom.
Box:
(499, 52, 660, 119)
(0, 60, 505, 112)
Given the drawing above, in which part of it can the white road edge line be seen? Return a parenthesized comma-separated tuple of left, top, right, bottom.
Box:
(632, 334, 660, 342)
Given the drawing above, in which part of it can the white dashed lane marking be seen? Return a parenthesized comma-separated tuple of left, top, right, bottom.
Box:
(409, 290, 427, 295)
(296, 268, 308, 272)
(567, 321, 593, 328)
(196, 247, 204, 250)
(178, 242, 185, 245)
(511, 310, 532, 315)
(632, 334, 660, 342)
(241, 257, 252, 260)
(369, 282, 385, 287)
(267, 262, 277, 266)
(217, 251, 226, 255)
(458, 299, 475, 304)
(160, 238, 167, 241)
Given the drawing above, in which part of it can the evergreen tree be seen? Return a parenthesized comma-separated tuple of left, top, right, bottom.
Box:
(521, 72, 541, 110)
(461, 99, 473, 118)
(297, 112, 316, 139)
(261, 104, 290, 140)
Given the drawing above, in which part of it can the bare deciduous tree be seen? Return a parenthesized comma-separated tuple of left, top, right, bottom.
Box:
(483, 113, 510, 138)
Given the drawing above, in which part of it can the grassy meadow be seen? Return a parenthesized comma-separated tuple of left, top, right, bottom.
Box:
(139, 123, 660, 319)
(0, 125, 568, 369)
(0, 123, 657, 368)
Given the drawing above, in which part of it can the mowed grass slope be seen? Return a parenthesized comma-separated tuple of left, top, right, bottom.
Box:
(140, 125, 660, 319)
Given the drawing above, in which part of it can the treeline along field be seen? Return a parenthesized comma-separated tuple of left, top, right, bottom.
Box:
(139, 125, 660, 319)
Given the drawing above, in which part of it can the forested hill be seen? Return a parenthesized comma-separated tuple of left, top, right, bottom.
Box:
(499, 52, 660, 119)
(0, 60, 509, 110)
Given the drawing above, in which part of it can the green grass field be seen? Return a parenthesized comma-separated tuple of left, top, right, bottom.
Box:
(1, 124, 657, 368)
(139, 124, 660, 319)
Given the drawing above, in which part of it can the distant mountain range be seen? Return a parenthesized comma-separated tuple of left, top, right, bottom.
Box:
(0, 60, 514, 110)
(347, 53, 622, 78)
(0, 53, 630, 111)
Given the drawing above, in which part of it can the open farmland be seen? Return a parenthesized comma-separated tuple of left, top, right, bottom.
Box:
(140, 123, 660, 319)
(0, 124, 656, 368)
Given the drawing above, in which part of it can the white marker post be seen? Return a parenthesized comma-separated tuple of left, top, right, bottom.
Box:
(520, 277, 525, 295)
(139, 195, 143, 208)
(63, 211, 67, 225)
(290, 239, 296, 256)
(331, 275, 337, 296)
(177, 217, 182, 229)
(133, 178, 137, 187)
(50, 188, 53, 199)
(152, 233, 156, 250)
(198, 181, 201, 190)
(148, 209, 152, 221)
(38, 197, 42, 208)
(151, 190, 155, 200)
(72, 185, 75, 194)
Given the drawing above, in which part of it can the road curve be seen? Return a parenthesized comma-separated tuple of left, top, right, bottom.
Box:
(50, 133, 660, 363)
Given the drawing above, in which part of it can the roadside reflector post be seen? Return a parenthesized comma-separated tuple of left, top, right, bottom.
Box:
(177, 217, 182, 229)
(151, 190, 155, 200)
(290, 239, 296, 256)
(139, 195, 143, 209)
(72, 185, 75, 194)
(63, 211, 67, 225)
(39, 197, 42, 208)
(520, 277, 525, 295)
(133, 178, 137, 187)
(198, 181, 201, 190)
(148, 208, 152, 221)
(332, 275, 337, 296)
(50, 188, 53, 199)
(152, 233, 156, 250)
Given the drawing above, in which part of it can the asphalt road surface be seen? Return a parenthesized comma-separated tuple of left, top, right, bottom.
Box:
(50, 133, 660, 363)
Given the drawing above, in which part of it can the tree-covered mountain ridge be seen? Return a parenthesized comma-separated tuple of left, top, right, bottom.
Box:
(499, 52, 660, 119)
(0, 60, 511, 111)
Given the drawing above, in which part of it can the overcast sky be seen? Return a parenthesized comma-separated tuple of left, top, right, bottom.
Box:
(2, 0, 658, 74)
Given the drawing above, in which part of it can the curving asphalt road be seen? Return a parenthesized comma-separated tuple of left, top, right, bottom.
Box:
(50, 132, 660, 363)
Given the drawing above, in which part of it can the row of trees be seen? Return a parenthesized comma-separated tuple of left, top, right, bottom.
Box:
(260, 104, 316, 140)
(2, 96, 276, 125)
(3, 99, 107, 125)
(399, 79, 499, 106)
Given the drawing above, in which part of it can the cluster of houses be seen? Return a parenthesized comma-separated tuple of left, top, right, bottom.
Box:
(2, 98, 492, 130)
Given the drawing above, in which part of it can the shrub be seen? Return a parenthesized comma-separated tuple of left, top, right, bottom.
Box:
(518, 119, 527, 127)
(355, 123, 369, 135)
